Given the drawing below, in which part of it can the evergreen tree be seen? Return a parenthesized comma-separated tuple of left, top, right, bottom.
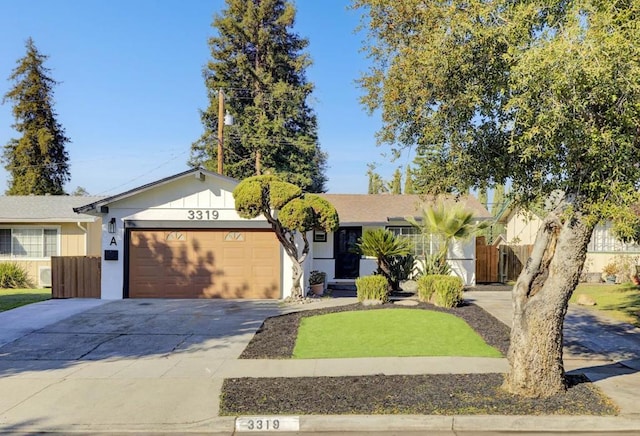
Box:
(477, 187, 488, 209)
(491, 184, 505, 216)
(390, 168, 402, 194)
(403, 165, 415, 194)
(3, 38, 70, 195)
(190, 0, 327, 192)
(366, 163, 387, 194)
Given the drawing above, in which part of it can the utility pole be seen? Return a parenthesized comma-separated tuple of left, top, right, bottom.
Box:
(217, 89, 225, 175)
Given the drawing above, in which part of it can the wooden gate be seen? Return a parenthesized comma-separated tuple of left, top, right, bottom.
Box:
(52, 256, 101, 298)
(475, 237, 499, 283)
(499, 245, 534, 282)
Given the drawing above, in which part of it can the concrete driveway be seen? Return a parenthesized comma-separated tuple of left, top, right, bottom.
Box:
(0, 298, 282, 433)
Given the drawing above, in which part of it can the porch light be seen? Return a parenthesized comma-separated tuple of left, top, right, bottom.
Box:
(108, 217, 116, 234)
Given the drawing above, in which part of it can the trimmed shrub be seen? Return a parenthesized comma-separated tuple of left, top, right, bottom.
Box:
(356, 275, 389, 303)
(417, 274, 464, 308)
(0, 262, 32, 289)
(417, 275, 436, 302)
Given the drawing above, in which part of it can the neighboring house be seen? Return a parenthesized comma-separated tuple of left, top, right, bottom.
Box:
(497, 203, 640, 278)
(314, 194, 491, 287)
(71, 168, 491, 300)
(0, 196, 103, 287)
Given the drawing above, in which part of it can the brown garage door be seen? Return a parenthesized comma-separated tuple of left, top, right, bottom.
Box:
(128, 229, 281, 299)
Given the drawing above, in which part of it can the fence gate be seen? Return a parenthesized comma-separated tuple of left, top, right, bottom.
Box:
(499, 245, 534, 282)
(52, 256, 101, 298)
(475, 238, 499, 283)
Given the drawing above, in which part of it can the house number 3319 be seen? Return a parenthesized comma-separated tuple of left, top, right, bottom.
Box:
(187, 210, 219, 220)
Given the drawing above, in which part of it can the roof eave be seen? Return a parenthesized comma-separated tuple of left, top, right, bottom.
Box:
(0, 217, 97, 223)
(74, 168, 238, 214)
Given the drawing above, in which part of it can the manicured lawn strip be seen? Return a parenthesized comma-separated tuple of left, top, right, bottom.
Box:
(571, 283, 640, 326)
(0, 288, 50, 312)
(240, 302, 511, 359)
(220, 374, 617, 416)
(293, 309, 502, 358)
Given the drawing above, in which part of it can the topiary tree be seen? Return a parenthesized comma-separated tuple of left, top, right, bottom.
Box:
(353, 228, 412, 291)
(233, 175, 339, 299)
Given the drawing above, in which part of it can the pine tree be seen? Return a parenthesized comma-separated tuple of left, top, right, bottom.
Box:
(403, 165, 415, 194)
(3, 38, 70, 195)
(390, 167, 402, 194)
(366, 163, 387, 194)
(190, 0, 327, 192)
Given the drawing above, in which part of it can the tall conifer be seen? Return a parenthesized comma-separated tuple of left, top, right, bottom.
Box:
(403, 165, 415, 194)
(190, 0, 327, 192)
(390, 168, 402, 194)
(3, 38, 70, 195)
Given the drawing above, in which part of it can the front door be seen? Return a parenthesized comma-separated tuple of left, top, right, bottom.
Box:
(334, 227, 362, 279)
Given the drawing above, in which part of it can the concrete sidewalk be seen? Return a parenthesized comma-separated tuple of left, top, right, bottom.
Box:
(1, 292, 640, 434)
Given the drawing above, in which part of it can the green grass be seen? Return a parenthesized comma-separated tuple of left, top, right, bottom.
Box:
(292, 309, 502, 359)
(571, 283, 640, 326)
(0, 288, 51, 312)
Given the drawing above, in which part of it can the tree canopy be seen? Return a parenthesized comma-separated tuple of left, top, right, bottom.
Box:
(190, 0, 327, 192)
(354, 0, 640, 398)
(355, 0, 640, 216)
(2, 38, 70, 195)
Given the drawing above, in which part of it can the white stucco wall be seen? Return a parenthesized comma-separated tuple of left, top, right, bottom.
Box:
(448, 239, 476, 286)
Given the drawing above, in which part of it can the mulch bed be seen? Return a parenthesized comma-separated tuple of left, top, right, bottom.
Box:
(221, 301, 618, 416)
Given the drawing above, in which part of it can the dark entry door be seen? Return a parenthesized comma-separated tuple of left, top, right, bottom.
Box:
(334, 227, 362, 279)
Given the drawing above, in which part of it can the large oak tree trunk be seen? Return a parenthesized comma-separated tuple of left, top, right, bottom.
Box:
(502, 199, 595, 398)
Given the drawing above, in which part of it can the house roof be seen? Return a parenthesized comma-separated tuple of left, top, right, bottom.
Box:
(74, 167, 238, 214)
(319, 194, 491, 226)
(0, 195, 106, 223)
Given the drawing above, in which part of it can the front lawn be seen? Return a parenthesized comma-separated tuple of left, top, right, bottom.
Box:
(223, 303, 616, 416)
(0, 288, 51, 312)
(571, 283, 640, 326)
(293, 308, 502, 358)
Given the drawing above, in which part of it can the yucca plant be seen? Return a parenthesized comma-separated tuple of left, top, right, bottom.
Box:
(353, 229, 412, 290)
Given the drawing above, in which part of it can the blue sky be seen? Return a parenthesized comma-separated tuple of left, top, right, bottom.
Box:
(0, 0, 410, 195)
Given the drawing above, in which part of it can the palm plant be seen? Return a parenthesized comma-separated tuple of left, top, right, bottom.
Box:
(353, 228, 412, 290)
(407, 203, 487, 273)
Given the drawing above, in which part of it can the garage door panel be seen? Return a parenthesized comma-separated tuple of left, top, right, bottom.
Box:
(129, 229, 281, 299)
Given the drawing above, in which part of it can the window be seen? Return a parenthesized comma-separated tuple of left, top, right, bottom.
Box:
(387, 226, 442, 257)
(313, 230, 327, 242)
(588, 222, 640, 253)
(0, 227, 59, 259)
(0, 229, 10, 256)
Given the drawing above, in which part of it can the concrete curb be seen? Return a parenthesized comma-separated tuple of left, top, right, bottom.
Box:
(6, 415, 640, 434)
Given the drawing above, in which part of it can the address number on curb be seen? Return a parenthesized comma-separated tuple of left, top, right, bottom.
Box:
(235, 416, 300, 432)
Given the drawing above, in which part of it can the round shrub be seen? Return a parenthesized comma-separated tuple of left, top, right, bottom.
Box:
(417, 274, 464, 308)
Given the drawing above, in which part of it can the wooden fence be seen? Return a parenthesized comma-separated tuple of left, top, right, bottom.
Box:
(51, 256, 101, 298)
(476, 240, 499, 283)
(499, 245, 534, 282)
